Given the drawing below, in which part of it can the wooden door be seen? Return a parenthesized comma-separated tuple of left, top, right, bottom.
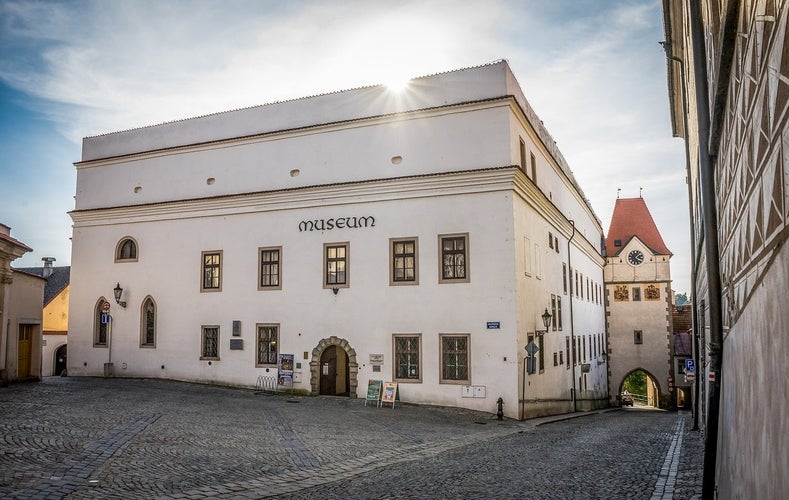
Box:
(320, 346, 337, 396)
(17, 325, 33, 378)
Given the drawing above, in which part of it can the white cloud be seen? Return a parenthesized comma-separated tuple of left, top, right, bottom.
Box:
(0, 0, 692, 292)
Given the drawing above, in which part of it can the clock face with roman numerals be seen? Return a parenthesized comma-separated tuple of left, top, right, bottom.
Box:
(628, 250, 645, 266)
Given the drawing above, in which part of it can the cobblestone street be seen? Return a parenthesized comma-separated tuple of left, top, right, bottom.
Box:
(0, 378, 701, 499)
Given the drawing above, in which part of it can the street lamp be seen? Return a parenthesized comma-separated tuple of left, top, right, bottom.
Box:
(113, 282, 127, 308)
(541, 308, 552, 331)
(536, 308, 552, 337)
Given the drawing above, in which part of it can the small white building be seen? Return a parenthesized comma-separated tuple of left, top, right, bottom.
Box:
(68, 61, 607, 418)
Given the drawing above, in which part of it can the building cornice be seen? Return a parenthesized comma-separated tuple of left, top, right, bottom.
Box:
(70, 167, 519, 226)
(74, 98, 511, 169)
(512, 170, 604, 266)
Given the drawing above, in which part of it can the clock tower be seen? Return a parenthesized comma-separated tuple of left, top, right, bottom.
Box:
(604, 197, 673, 408)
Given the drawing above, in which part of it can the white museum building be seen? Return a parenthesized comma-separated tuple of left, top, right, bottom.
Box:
(67, 61, 608, 418)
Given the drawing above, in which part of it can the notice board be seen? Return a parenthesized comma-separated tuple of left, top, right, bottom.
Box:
(365, 380, 382, 407)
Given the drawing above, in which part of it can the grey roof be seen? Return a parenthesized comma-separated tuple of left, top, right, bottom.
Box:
(16, 266, 70, 306)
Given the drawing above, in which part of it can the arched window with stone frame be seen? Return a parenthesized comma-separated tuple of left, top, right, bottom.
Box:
(140, 296, 156, 347)
(115, 236, 138, 262)
(94, 297, 109, 347)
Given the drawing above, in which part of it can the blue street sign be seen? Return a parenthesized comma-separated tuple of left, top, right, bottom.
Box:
(486, 322, 500, 329)
(101, 313, 110, 324)
(684, 359, 696, 373)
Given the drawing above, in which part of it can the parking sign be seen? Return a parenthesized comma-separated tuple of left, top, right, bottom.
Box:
(684, 359, 696, 373)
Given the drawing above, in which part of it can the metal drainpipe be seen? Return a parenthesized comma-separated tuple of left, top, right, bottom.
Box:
(566, 220, 577, 412)
(661, 44, 702, 430)
(688, 1, 726, 497)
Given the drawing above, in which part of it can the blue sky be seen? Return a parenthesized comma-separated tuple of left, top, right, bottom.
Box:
(0, 0, 690, 292)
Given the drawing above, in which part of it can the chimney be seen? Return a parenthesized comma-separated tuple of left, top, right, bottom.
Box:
(42, 257, 56, 278)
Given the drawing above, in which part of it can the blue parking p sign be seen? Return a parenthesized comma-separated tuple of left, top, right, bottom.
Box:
(684, 359, 695, 373)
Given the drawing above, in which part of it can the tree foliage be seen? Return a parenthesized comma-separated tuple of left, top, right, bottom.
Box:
(675, 292, 689, 305)
(623, 370, 647, 395)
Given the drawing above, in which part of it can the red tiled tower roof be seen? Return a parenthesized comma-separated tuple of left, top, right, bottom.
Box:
(605, 197, 671, 256)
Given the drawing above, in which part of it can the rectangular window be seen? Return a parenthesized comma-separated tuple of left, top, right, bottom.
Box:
(393, 334, 422, 382)
(548, 232, 554, 249)
(524, 237, 532, 276)
(440, 334, 470, 383)
(563, 264, 568, 294)
(557, 296, 563, 331)
(551, 294, 557, 331)
(256, 324, 279, 366)
(201, 326, 219, 360)
(634, 330, 643, 344)
(580, 273, 584, 299)
(575, 271, 579, 296)
(587, 278, 590, 300)
(390, 238, 419, 285)
(555, 235, 559, 253)
(258, 247, 282, 290)
(583, 336, 587, 362)
(566, 337, 571, 370)
(439, 233, 469, 283)
(553, 352, 558, 366)
(633, 287, 642, 301)
(201, 251, 222, 292)
(575, 338, 580, 365)
(519, 138, 527, 174)
(530, 152, 537, 183)
(559, 350, 564, 365)
(324, 242, 349, 288)
(538, 334, 545, 372)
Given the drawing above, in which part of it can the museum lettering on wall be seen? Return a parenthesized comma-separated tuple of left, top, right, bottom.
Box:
(298, 216, 376, 232)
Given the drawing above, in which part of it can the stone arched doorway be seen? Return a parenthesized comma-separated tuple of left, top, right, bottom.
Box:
(54, 344, 67, 376)
(310, 336, 358, 397)
(618, 368, 662, 408)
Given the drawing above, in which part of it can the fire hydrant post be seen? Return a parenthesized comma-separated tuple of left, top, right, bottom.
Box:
(496, 397, 504, 420)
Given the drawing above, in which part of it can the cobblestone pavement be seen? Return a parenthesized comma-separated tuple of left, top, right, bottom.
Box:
(0, 377, 702, 499)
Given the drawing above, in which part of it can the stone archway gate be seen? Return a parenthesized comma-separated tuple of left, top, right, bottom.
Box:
(309, 336, 359, 397)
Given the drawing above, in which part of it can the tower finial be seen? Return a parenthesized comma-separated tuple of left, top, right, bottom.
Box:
(639, 187, 643, 198)
(617, 188, 621, 199)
